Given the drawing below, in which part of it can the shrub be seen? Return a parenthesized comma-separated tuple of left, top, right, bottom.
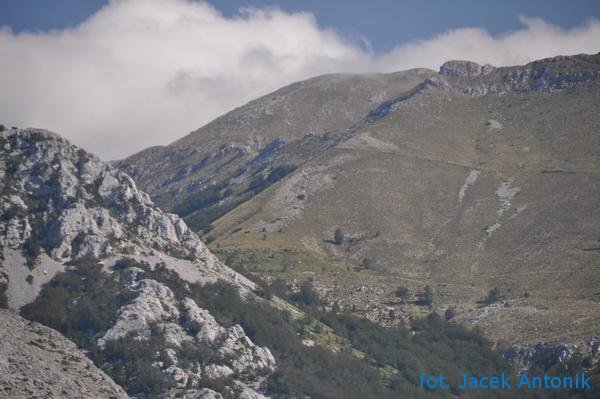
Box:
(333, 228, 344, 245)
(96, 328, 173, 396)
(21, 258, 135, 347)
(482, 287, 501, 305)
(394, 287, 410, 301)
(293, 280, 320, 307)
(23, 235, 42, 269)
(418, 285, 434, 307)
(0, 272, 8, 308)
(361, 258, 372, 269)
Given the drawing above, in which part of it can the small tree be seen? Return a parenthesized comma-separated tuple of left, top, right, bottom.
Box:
(388, 308, 396, 320)
(483, 287, 501, 304)
(394, 286, 410, 302)
(444, 307, 456, 320)
(419, 286, 434, 307)
(331, 302, 340, 314)
(23, 235, 41, 269)
(361, 258, 372, 269)
(333, 228, 344, 245)
(296, 280, 320, 307)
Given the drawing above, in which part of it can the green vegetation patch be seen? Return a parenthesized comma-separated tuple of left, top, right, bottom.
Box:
(19, 256, 597, 399)
(129, 260, 521, 399)
(21, 257, 135, 347)
(0, 272, 8, 309)
(216, 249, 352, 275)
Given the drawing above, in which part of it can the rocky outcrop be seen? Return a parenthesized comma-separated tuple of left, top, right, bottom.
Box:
(439, 53, 600, 96)
(99, 278, 181, 346)
(219, 324, 277, 375)
(182, 297, 226, 342)
(0, 129, 274, 398)
(0, 128, 256, 302)
(439, 60, 495, 77)
(0, 128, 213, 261)
(504, 337, 600, 371)
(0, 309, 129, 398)
(98, 273, 276, 388)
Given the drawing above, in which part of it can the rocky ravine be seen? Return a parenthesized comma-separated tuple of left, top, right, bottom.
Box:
(0, 308, 129, 399)
(0, 128, 275, 398)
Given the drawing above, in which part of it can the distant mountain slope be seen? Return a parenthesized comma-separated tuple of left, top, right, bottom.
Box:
(206, 53, 600, 346)
(174, 69, 435, 150)
(117, 69, 434, 232)
(119, 53, 600, 349)
(0, 308, 129, 398)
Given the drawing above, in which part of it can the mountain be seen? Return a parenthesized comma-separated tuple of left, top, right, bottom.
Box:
(0, 308, 129, 398)
(1, 127, 553, 399)
(118, 53, 600, 351)
(117, 69, 434, 232)
(0, 128, 275, 398)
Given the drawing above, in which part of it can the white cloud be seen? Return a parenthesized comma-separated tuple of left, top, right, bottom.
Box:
(0, 0, 598, 159)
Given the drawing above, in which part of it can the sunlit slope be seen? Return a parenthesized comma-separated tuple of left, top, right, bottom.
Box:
(207, 76, 600, 345)
(118, 69, 434, 230)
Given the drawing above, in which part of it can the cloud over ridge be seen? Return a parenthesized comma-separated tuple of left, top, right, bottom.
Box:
(1, 0, 599, 159)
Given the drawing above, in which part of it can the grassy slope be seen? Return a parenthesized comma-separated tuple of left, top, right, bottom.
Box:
(204, 84, 600, 345)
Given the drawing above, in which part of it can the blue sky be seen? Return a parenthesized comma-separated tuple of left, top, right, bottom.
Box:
(1, 0, 599, 159)
(2, 0, 599, 53)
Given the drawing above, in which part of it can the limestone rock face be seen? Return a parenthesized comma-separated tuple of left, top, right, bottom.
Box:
(99, 279, 181, 345)
(504, 338, 600, 371)
(96, 274, 276, 390)
(0, 129, 274, 398)
(182, 297, 226, 343)
(219, 325, 277, 374)
(77, 262, 275, 398)
(439, 53, 600, 96)
(0, 128, 210, 261)
(0, 309, 129, 398)
(188, 388, 224, 399)
(0, 128, 257, 305)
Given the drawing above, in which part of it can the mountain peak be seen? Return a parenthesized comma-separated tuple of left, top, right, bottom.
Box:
(439, 60, 496, 77)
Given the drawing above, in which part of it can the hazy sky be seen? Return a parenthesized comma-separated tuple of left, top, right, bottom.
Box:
(1, 0, 599, 159)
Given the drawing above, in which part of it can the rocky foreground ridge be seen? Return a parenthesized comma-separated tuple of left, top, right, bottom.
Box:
(0, 128, 275, 398)
(0, 308, 129, 398)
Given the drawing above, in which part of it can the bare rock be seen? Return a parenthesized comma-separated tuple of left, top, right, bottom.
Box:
(0, 309, 129, 398)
